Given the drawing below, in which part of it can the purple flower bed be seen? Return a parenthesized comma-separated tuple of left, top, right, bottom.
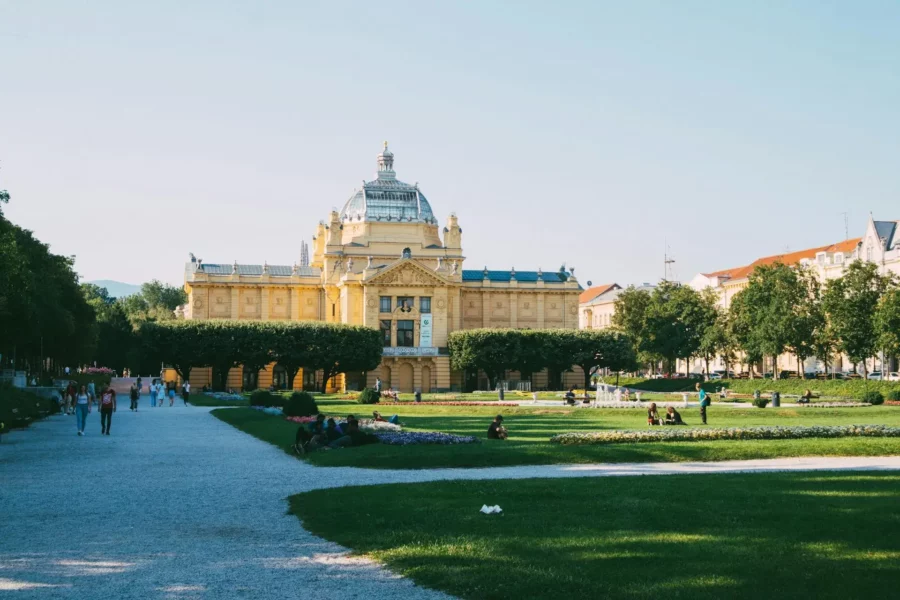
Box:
(374, 431, 480, 446)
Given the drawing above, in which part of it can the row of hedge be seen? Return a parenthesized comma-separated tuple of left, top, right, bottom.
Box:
(611, 377, 900, 398)
(1, 385, 60, 434)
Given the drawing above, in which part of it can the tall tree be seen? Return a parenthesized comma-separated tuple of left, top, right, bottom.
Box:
(875, 286, 900, 369)
(570, 330, 637, 390)
(640, 281, 710, 375)
(448, 329, 522, 389)
(823, 261, 891, 374)
(140, 280, 188, 311)
(612, 285, 654, 370)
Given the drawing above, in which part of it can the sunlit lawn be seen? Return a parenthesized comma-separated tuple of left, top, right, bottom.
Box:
(212, 399, 900, 469)
(291, 472, 900, 599)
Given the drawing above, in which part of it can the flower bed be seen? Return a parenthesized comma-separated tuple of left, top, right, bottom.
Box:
(203, 392, 245, 402)
(886, 401, 900, 407)
(285, 415, 317, 424)
(250, 405, 283, 416)
(377, 401, 520, 407)
(375, 431, 480, 445)
(796, 402, 871, 408)
(550, 425, 900, 446)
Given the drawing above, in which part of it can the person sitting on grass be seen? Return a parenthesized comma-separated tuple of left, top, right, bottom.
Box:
(372, 410, 401, 425)
(381, 387, 399, 400)
(325, 417, 352, 448)
(487, 415, 508, 440)
(664, 406, 685, 425)
(800, 389, 813, 404)
(346, 417, 379, 446)
(647, 402, 661, 426)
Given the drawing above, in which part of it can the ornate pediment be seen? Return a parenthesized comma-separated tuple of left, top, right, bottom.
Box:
(366, 259, 451, 287)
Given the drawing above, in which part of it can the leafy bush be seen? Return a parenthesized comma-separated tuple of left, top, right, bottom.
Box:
(283, 392, 318, 417)
(551, 425, 900, 446)
(1, 385, 60, 433)
(357, 388, 381, 405)
(888, 390, 900, 402)
(863, 391, 885, 405)
(249, 390, 280, 408)
(612, 376, 900, 399)
(752, 396, 770, 408)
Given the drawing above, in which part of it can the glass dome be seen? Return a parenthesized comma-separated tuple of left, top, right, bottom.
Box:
(340, 144, 437, 224)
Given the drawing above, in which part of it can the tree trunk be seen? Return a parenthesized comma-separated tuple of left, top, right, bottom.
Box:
(582, 364, 592, 393)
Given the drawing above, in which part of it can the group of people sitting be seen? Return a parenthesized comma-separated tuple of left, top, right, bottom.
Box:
(292, 411, 402, 454)
(646, 403, 686, 426)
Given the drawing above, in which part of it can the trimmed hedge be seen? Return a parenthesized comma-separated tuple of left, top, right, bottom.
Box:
(551, 425, 900, 446)
(1, 385, 61, 433)
(357, 388, 380, 405)
(249, 390, 281, 408)
(283, 392, 318, 417)
(863, 391, 885, 406)
(888, 390, 900, 402)
(612, 376, 900, 398)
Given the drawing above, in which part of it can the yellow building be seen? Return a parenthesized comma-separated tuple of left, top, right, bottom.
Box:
(184, 144, 582, 392)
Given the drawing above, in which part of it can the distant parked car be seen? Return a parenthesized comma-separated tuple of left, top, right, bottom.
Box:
(708, 373, 723, 380)
(869, 371, 883, 381)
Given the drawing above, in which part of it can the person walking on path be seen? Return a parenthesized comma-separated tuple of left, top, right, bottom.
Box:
(168, 382, 176, 407)
(86, 380, 96, 405)
(149, 380, 158, 408)
(65, 381, 77, 415)
(129, 383, 140, 411)
(99, 387, 116, 435)
(696, 383, 710, 425)
(182, 380, 191, 406)
(156, 381, 165, 407)
(75, 385, 91, 435)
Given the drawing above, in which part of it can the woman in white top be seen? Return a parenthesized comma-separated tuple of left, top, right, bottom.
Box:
(75, 385, 91, 435)
(156, 382, 165, 406)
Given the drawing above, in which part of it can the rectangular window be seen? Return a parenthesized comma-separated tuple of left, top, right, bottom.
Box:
(379, 296, 392, 313)
(397, 296, 414, 313)
(380, 320, 392, 346)
(332, 304, 335, 317)
(420, 297, 432, 313)
(397, 320, 414, 347)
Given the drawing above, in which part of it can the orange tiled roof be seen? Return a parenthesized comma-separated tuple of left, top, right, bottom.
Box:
(579, 283, 618, 304)
(704, 238, 862, 283)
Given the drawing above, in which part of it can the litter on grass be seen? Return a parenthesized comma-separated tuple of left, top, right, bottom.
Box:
(480, 504, 503, 514)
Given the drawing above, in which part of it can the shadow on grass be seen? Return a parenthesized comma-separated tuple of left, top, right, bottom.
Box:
(292, 472, 900, 599)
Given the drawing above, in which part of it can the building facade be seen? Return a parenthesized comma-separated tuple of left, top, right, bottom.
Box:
(687, 215, 900, 375)
(183, 144, 582, 392)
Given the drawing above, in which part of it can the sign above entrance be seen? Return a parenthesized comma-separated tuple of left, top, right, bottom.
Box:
(383, 347, 439, 357)
(420, 313, 433, 347)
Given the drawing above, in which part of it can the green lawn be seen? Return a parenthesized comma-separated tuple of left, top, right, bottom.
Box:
(212, 400, 900, 469)
(291, 472, 900, 599)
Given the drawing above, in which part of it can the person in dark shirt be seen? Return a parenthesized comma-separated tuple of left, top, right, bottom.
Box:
(647, 403, 661, 426)
(487, 415, 508, 440)
(664, 406, 685, 425)
(564, 386, 576, 406)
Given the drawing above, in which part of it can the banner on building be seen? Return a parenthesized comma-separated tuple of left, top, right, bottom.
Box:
(419, 313, 433, 347)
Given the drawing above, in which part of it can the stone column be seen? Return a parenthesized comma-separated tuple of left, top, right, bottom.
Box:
(482, 292, 490, 327)
(260, 288, 270, 320)
(509, 292, 518, 328)
(537, 294, 545, 328)
(230, 288, 240, 319)
(290, 288, 301, 321)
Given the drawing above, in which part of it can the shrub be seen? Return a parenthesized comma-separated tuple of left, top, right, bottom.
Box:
(1, 385, 60, 433)
(863, 391, 885, 405)
(752, 396, 770, 409)
(283, 392, 318, 417)
(357, 388, 381, 405)
(249, 390, 280, 408)
(550, 425, 900, 446)
(887, 390, 900, 402)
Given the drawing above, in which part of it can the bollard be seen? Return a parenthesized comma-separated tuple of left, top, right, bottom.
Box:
(771, 391, 780, 408)
(414, 389, 422, 403)
(498, 387, 505, 401)
(682, 392, 689, 407)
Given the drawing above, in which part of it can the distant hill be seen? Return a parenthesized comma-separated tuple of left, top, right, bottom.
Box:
(86, 280, 141, 299)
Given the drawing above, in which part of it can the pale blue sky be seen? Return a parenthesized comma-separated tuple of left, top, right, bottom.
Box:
(1, 1, 898, 287)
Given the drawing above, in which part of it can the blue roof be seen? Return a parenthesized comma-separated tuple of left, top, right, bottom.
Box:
(462, 269, 571, 283)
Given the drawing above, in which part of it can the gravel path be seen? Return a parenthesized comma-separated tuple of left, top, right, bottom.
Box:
(0, 401, 451, 600)
(3, 403, 900, 599)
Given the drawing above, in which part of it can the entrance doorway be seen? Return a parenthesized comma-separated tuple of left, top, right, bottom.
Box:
(421, 366, 432, 393)
(242, 368, 258, 391)
(302, 369, 317, 392)
(272, 365, 288, 390)
(397, 363, 414, 393)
